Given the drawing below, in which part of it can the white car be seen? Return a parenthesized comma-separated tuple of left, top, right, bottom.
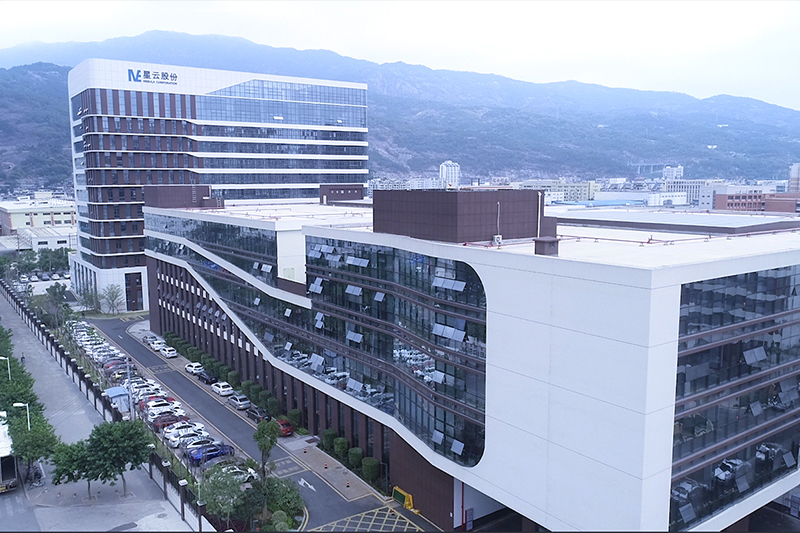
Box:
(147, 406, 186, 421)
(149, 340, 166, 351)
(29, 274, 39, 282)
(163, 421, 205, 438)
(168, 429, 210, 448)
(185, 362, 204, 375)
(160, 346, 178, 359)
(145, 399, 182, 412)
(19, 275, 29, 283)
(51, 273, 61, 280)
(211, 381, 234, 396)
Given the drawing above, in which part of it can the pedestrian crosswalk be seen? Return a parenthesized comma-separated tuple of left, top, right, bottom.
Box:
(0, 491, 28, 518)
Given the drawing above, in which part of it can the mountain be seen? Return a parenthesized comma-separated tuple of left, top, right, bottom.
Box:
(0, 30, 799, 190)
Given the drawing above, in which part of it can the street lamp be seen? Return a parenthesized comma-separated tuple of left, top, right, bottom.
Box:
(12, 402, 30, 431)
(0, 356, 10, 380)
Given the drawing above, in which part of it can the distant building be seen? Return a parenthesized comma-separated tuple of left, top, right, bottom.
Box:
(662, 165, 684, 180)
(663, 179, 715, 204)
(594, 191, 688, 206)
(0, 192, 76, 236)
(699, 182, 774, 209)
(714, 191, 800, 213)
(518, 179, 600, 202)
(789, 163, 800, 193)
(439, 160, 461, 188)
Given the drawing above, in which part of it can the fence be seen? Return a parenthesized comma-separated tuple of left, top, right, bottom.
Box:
(0, 279, 214, 532)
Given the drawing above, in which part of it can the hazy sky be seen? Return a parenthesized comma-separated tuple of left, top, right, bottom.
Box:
(3, 1, 800, 109)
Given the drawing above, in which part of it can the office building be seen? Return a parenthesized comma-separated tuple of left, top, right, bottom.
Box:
(439, 160, 461, 188)
(145, 188, 800, 531)
(790, 164, 800, 193)
(0, 192, 76, 236)
(67, 58, 368, 312)
(518, 178, 600, 202)
(663, 165, 684, 180)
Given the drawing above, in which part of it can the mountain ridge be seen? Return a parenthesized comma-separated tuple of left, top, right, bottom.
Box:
(0, 30, 798, 189)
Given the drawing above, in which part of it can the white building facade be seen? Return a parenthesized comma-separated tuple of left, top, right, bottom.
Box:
(439, 160, 461, 187)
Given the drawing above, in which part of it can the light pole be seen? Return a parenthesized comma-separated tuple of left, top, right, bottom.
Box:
(0, 356, 10, 380)
(12, 402, 30, 431)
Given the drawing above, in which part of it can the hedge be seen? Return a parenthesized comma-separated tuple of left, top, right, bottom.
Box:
(333, 437, 349, 460)
(348, 447, 363, 470)
(362, 457, 380, 482)
(322, 429, 337, 453)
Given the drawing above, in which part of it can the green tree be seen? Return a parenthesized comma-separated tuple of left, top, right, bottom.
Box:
(37, 247, 69, 272)
(78, 286, 101, 314)
(8, 413, 59, 469)
(286, 408, 302, 429)
(202, 463, 246, 530)
(333, 437, 349, 461)
(362, 457, 380, 483)
(86, 420, 150, 495)
(321, 429, 337, 453)
(348, 447, 363, 470)
(253, 419, 280, 479)
(16, 250, 37, 274)
(51, 440, 94, 498)
(266, 397, 281, 418)
(100, 284, 124, 315)
(265, 476, 304, 516)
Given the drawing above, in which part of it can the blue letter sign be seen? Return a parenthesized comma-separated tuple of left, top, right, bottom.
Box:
(127, 69, 142, 82)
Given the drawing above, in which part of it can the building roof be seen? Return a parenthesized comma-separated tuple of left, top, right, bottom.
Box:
(155, 200, 800, 271)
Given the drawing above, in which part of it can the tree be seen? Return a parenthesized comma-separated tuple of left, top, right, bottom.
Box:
(334, 437, 349, 461)
(78, 286, 101, 314)
(16, 250, 37, 274)
(51, 440, 94, 498)
(202, 464, 247, 530)
(253, 419, 280, 479)
(265, 476, 304, 517)
(36, 247, 69, 273)
(8, 413, 59, 469)
(362, 457, 380, 483)
(348, 447, 363, 470)
(100, 284, 124, 315)
(321, 429, 337, 453)
(86, 420, 150, 495)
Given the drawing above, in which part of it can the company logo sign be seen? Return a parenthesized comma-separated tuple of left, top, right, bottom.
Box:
(127, 69, 178, 85)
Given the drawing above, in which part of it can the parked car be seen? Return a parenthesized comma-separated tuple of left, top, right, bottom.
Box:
(51, 273, 61, 280)
(211, 382, 234, 396)
(147, 406, 186, 422)
(246, 405, 270, 423)
(63, 272, 70, 279)
(181, 436, 219, 454)
(214, 464, 258, 483)
(168, 429, 210, 448)
(142, 335, 157, 344)
(196, 371, 218, 385)
(185, 362, 204, 375)
(150, 413, 190, 432)
(19, 275, 28, 283)
(145, 399, 182, 413)
(29, 274, 39, 282)
(162, 421, 205, 438)
(160, 346, 178, 359)
(187, 443, 235, 465)
(276, 419, 294, 437)
(149, 340, 166, 351)
(138, 394, 175, 411)
(41, 273, 50, 281)
(227, 394, 251, 410)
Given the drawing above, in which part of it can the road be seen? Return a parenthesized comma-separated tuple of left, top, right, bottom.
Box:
(90, 317, 395, 530)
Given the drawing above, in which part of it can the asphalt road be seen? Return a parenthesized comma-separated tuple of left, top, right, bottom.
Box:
(89, 317, 388, 529)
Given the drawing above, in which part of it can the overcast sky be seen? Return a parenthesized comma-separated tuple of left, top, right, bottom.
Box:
(3, 1, 800, 109)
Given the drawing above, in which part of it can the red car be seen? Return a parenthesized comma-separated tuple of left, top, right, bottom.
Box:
(150, 413, 189, 432)
(138, 394, 176, 411)
(276, 419, 294, 437)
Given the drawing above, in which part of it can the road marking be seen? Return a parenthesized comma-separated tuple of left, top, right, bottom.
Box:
(310, 506, 423, 532)
(118, 335, 123, 339)
(298, 477, 316, 491)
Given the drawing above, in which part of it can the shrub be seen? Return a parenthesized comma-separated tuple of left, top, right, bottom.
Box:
(362, 457, 380, 482)
(175, 340, 190, 357)
(227, 370, 240, 387)
(286, 408, 302, 428)
(258, 390, 271, 408)
(209, 361, 223, 378)
(266, 397, 281, 418)
(200, 354, 212, 368)
(240, 380, 253, 397)
(333, 437, 349, 460)
(248, 384, 262, 402)
(271, 510, 288, 524)
(187, 346, 201, 362)
(322, 428, 337, 452)
(348, 447, 363, 470)
(296, 427, 309, 436)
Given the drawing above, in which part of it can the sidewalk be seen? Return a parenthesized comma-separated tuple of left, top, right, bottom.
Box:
(0, 294, 192, 532)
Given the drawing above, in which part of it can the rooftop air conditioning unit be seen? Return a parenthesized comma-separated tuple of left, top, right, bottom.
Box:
(493, 235, 503, 246)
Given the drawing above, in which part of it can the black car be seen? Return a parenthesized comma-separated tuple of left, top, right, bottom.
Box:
(197, 371, 218, 385)
(246, 405, 270, 423)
